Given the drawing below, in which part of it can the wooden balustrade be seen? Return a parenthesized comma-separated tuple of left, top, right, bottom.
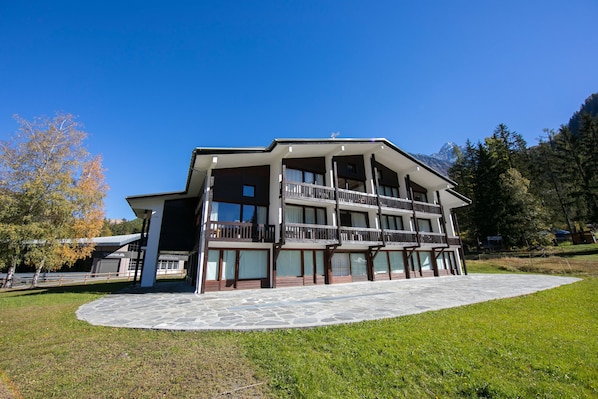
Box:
(209, 221, 275, 242)
(418, 232, 447, 244)
(337, 189, 378, 206)
(378, 195, 413, 211)
(339, 227, 382, 242)
(285, 182, 335, 201)
(383, 230, 418, 244)
(284, 223, 338, 241)
(413, 201, 442, 214)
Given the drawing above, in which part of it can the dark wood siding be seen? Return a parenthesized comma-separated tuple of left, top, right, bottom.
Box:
(212, 165, 270, 205)
(333, 155, 366, 180)
(375, 162, 399, 187)
(283, 157, 326, 174)
(158, 198, 197, 251)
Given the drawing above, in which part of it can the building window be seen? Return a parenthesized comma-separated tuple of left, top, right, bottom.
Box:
(128, 240, 141, 252)
(211, 202, 267, 224)
(158, 260, 180, 270)
(286, 168, 324, 185)
(373, 252, 389, 274)
(277, 250, 302, 277)
(389, 251, 405, 273)
(413, 190, 428, 203)
(286, 205, 326, 225)
(413, 218, 433, 233)
(242, 185, 255, 197)
(377, 185, 399, 198)
(419, 251, 433, 271)
(238, 250, 268, 279)
(381, 214, 404, 231)
(340, 210, 368, 228)
(338, 177, 366, 192)
(347, 163, 357, 173)
(128, 259, 138, 271)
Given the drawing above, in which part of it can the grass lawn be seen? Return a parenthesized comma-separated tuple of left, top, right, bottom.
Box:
(1, 245, 597, 398)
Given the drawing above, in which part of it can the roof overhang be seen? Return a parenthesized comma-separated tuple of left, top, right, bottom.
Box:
(127, 138, 470, 215)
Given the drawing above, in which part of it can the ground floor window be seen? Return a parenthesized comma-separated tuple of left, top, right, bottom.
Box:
(389, 251, 405, 273)
(276, 250, 325, 277)
(277, 250, 302, 277)
(206, 249, 268, 281)
(331, 252, 367, 277)
(373, 252, 389, 274)
(351, 253, 367, 276)
(239, 250, 268, 279)
(437, 253, 445, 270)
(419, 251, 433, 271)
(331, 253, 350, 276)
(372, 251, 406, 275)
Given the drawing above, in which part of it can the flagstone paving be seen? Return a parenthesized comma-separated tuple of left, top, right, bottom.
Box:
(76, 274, 580, 331)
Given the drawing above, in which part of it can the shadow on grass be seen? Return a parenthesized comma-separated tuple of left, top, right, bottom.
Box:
(0, 281, 132, 298)
(0, 278, 194, 298)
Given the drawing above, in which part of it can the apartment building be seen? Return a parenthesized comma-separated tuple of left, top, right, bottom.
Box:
(126, 138, 470, 293)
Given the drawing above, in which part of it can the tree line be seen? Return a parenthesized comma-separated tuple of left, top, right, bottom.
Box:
(449, 94, 598, 250)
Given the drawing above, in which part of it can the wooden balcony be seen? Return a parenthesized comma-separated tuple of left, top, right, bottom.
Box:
(209, 221, 275, 243)
(378, 195, 413, 211)
(383, 230, 418, 244)
(340, 226, 381, 242)
(447, 237, 461, 246)
(413, 201, 442, 215)
(285, 182, 335, 202)
(284, 223, 338, 242)
(419, 232, 447, 244)
(337, 189, 378, 207)
(284, 182, 442, 215)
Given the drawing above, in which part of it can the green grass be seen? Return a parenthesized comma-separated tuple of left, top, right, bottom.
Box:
(0, 282, 270, 398)
(241, 278, 598, 398)
(1, 252, 598, 398)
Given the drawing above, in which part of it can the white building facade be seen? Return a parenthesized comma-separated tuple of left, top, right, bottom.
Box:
(127, 139, 470, 293)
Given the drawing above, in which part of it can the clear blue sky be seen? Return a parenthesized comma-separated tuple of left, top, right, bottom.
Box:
(1, 1, 597, 220)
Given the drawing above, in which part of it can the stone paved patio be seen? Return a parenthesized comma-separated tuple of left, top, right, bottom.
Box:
(76, 274, 580, 331)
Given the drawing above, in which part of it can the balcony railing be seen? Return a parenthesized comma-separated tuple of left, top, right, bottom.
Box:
(413, 201, 442, 215)
(419, 232, 447, 244)
(284, 182, 442, 215)
(285, 182, 335, 201)
(447, 237, 461, 246)
(340, 226, 382, 242)
(383, 230, 418, 244)
(337, 189, 378, 207)
(284, 223, 338, 241)
(378, 195, 413, 211)
(209, 221, 275, 242)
